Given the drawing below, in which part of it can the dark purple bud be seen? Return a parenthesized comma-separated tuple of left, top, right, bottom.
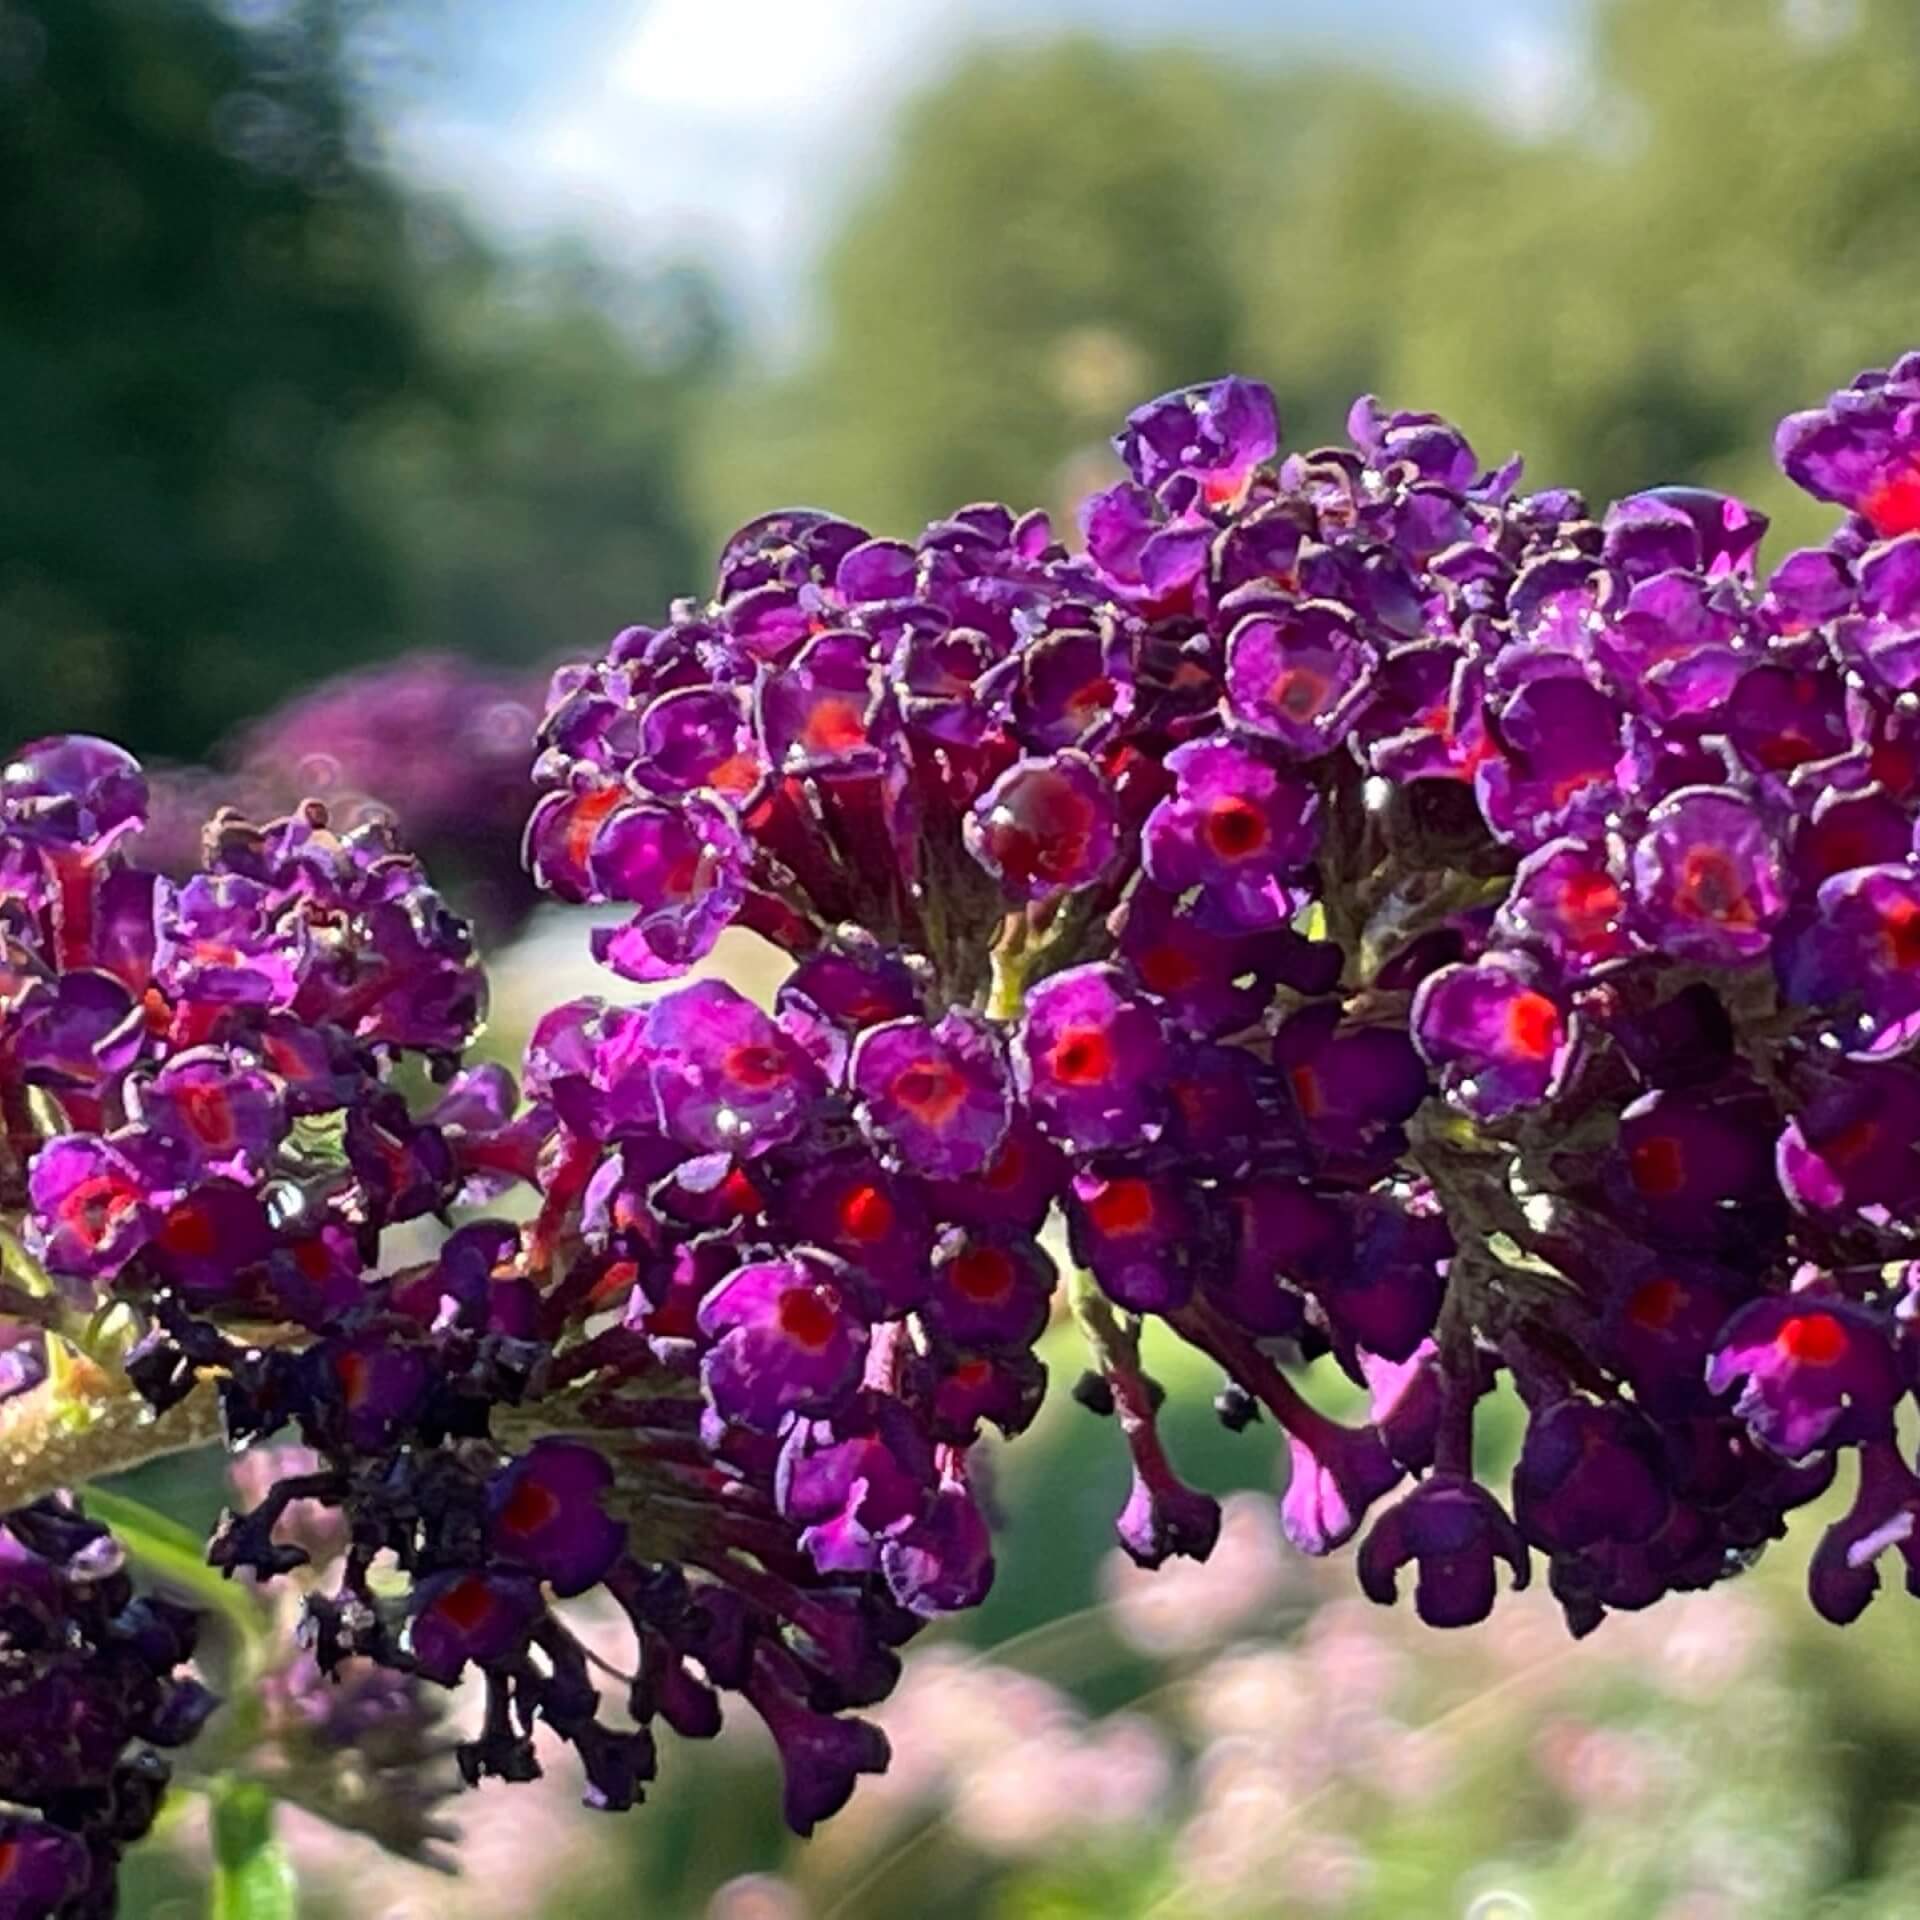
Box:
(1357, 1475, 1531, 1627)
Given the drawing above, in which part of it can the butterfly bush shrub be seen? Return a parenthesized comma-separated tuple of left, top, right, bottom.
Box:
(4, 350, 1920, 1915)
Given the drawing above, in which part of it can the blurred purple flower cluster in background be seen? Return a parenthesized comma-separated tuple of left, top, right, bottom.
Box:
(141, 654, 549, 943)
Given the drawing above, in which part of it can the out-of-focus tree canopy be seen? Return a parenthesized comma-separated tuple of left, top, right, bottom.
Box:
(0, 0, 722, 760)
(0, 0, 437, 757)
(693, 37, 1263, 539)
(349, 241, 729, 676)
(698, 0, 1920, 557)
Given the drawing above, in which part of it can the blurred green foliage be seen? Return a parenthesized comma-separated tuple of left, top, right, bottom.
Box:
(0, 0, 721, 761)
(699, 0, 1920, 563)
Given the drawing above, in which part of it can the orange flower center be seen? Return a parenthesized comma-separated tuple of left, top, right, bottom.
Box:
(1775, 1310, 1849, 1368)
(1202, 796, 1270, 861)
(777, 1286, 840, 1351)
(1048, 1026, 1113, 1086)
(1084, 1177, 1156, 1236)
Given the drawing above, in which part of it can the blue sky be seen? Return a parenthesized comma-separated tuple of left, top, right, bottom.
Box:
(378, 0, 1592, 342)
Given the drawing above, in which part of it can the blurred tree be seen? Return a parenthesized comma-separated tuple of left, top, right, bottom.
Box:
(706, 1, 1920, 559)
(346, 237, 730, 675)
(0, 0, 724, 760)
(694, 37, 1262, 540)
(1238, 0, 1920, 543)
(0, 0, 441, 757)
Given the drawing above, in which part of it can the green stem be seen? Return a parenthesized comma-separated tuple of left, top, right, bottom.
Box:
(210, 1778, 297, 1920)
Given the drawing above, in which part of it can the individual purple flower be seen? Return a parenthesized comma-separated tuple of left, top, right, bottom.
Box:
(1412, 958, 1571, 1119)
(1782, 861, 1920, 1052)
(880, 1471, 995, 1617)
(1204, 1176, 1337, 1336)
(7, 971, 147, 1095)
(921, 1229, 1056, 1350)
(1629, 787, 1787, 965)
(0, 1813, 91, 1913)
(404, 1571, 544, 1685)
(644, 980, 824, 1157)
(1496, 837, 1635, 971)
(1605, 486, 1768, 581)
(964, 751, 1121, 903)
(1706, 1296, 1902, 1458)
(1119, 883, 1340, 1037)
(1273, 1006, 1429, 1175)
(1116, 375, 1278, 501)
(774, 1155, 934, 1316)
(776, 945, 925, 1078)
(1776, 1062, 1920, 1215)
(1808, 1441, 1920, 1625)
(1724, 662, 1849, 777)
(1611, 1085, 1783, 1250)
(1280, 1418, 1404, 1557)
(1065, 1171, 1194, 1315)
(1776, 354, 1920, 537)
(1312, 1195, 1450, 1362)
(1358, 1475, 1531, 1627)
(1475, 676, 1625, 848)
(777, 1397, 936, 1577)
(585, 795, 750, 982)
(155, 872, 306, 1008)
(1223, 603, 1375, 754)
(997, 622, 1137, 751)
(850, 1010, 1012, 1180)
(757, 631, 888, 776)
(696, 1253, 868, 1432)
(145, 1181, 273, 1298)
(130, 1047, 285, 1182)
(26, 1134, 155, 1281)
(487, 1441, 627, 1597)
(2, 733, 147, 848)
(928, 1350, 1048, 1444)
(744, 1645, 889, 1838)
(1601, 1255, 1757, 1419)
(1595, 571, 1746, 724)
(919, 1110, 1066, 1234)
(313, 1334, 435, 1453)
(1118, 1462, 1224, 1570)
(1013, 964, 1169, 1152)
(1362, 1343, 1443, 1473)
(1141, 738, 1321, 929)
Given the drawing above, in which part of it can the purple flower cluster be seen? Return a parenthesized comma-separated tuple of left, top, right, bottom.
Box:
(526, 350, 1920, 1640)
(0, 1496, 216, 1918)
(13, 346, 1920, 1910)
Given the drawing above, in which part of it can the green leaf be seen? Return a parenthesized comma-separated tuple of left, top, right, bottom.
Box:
(79, 1485, 265, 1674)
(210, 1779, 297, 1920)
